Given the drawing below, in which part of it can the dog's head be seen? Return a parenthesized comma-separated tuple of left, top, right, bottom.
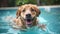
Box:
(16, 4, 41, 26)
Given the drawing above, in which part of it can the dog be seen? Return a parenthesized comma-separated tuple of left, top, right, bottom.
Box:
(12, 4, 46, 31)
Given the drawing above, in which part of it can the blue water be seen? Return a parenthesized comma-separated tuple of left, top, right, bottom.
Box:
(0, 7, 60, 34)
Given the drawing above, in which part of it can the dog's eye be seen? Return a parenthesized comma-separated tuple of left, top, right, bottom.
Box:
(22, 9, 25, 12)
(31, 8, 35, 11)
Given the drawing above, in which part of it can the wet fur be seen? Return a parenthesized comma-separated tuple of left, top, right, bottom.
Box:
(13, 4, 46, 31)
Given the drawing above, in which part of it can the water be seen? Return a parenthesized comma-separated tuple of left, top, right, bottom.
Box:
(0, 7, 60, 34)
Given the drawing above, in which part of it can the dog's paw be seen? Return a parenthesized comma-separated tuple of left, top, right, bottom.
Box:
(20, 29, 27, 32)
(38, 24, 46, 31)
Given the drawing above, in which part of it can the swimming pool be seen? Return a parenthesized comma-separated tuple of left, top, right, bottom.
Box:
(0, 6, 60, 34)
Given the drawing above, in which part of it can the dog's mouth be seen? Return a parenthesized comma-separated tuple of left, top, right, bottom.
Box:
(25, 18, 32, 25)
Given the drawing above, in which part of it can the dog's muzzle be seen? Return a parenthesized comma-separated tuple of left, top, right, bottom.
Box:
(26, 14, 31, 18)
(25, 14, 32, 25)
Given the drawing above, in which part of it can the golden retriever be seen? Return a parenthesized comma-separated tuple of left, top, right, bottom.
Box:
(13, 4, 46, 31)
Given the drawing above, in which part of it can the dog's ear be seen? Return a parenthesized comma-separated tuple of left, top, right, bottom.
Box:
(36, 8, 41, 16)
(16, 7, 21, 18)
(33, 6, 41, 17)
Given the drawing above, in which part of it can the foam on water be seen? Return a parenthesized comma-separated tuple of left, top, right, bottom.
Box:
(0, 7, 60, 34)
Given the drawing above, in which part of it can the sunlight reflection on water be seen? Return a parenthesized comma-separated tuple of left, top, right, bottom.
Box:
(0, 7, 60, 34)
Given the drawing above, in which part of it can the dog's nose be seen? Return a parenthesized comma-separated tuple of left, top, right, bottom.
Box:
(26, 14, 31, 17)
